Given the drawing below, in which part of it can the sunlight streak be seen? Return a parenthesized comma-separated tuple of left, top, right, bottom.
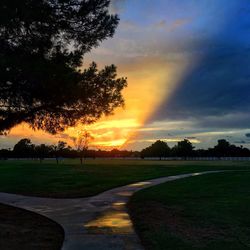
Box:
(5, 55, 198, 149)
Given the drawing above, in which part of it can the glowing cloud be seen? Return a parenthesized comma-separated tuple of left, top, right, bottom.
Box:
(3, 53, 196, 149)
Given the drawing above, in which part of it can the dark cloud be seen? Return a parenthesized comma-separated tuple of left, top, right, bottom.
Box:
(246, 133, 250, 137)
(148, 2, 250, 131)
(196, 113, 250, 129)
(150, 46, 250, 129)
(234, 140, 247, 144)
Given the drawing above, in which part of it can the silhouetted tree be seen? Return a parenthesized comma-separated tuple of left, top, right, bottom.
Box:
(51, 141, 67, 164)
(5, 137, 250, 160)
(13, 138, 35, 158)
(172, 139, 194, 158)
(0, 148, 11, 159)
(213, 139, 231, 157)
(0, 0, 127, 134)
(73, 130, 93, 165)
(35, 144, 51, 163)
(141, 140, 171, 160)
(110, 148, 121, 157)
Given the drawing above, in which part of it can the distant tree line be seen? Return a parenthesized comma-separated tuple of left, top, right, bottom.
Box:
(0, 138, 140, 162)
(0, 138, 250, 161)
(141, 139, 250, 159)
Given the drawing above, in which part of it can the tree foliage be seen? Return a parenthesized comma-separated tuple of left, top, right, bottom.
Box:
(13, 138, 34, 157)
(0, 0, 127, 134)
(1, 138, 250, 160)
(141, 140, 171, 159)
(212, 139, 231, 157)
(172, 139, 195, 157)
(73, 130, 93, 164)
(141, 139, 250, 159)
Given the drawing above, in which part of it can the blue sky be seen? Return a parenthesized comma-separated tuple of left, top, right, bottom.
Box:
(108, 0, 250, 149)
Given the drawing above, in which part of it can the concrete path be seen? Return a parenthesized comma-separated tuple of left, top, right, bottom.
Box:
(0, 171, 224, 250)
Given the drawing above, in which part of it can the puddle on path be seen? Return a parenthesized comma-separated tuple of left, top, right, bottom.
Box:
(84, 209, 133, 234)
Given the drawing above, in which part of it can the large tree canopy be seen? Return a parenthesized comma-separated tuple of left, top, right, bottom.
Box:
(0, 0, 127, 134)
(141, 140, 171, 159)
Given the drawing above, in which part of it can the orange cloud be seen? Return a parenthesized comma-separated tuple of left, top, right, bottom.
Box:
(4, 53, 195, 149)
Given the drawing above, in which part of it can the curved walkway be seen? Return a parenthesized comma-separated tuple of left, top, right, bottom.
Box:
(0, 171, 224, 250)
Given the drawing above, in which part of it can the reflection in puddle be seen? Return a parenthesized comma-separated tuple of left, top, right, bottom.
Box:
(84, 210, 133, 234)
(128, 181, 151, 187)
(113, 202, 126, 206)
(192, 173, 202, 176)
(112, 202, 126, 210)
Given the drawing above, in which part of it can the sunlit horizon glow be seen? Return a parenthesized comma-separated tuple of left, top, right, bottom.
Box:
(3, 52, 194, 150)
(1, 0, 250, 150)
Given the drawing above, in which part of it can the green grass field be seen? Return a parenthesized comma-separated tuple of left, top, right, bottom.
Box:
(128, 171, 250, 250)
(0, 159, 249, 249)
(0, 159, 249, 197)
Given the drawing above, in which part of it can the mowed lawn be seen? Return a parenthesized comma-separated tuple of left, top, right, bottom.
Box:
(128, 171, 250, 250)
(0, 159, 249, 197)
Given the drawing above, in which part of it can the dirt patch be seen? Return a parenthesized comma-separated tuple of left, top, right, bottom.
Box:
(0, 203, 64, 250)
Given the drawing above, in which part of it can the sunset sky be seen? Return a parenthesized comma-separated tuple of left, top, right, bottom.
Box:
(1, 0, 250, 150)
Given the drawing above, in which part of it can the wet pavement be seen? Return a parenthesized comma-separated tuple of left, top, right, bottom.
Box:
(0, 171, 223, 250)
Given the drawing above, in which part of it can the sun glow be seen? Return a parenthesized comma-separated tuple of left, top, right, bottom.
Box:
(1, 0, 244, 152)
(4, 55, 194, 149)
(66, 57, 191, 149)
(93, 139, 127, 147)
